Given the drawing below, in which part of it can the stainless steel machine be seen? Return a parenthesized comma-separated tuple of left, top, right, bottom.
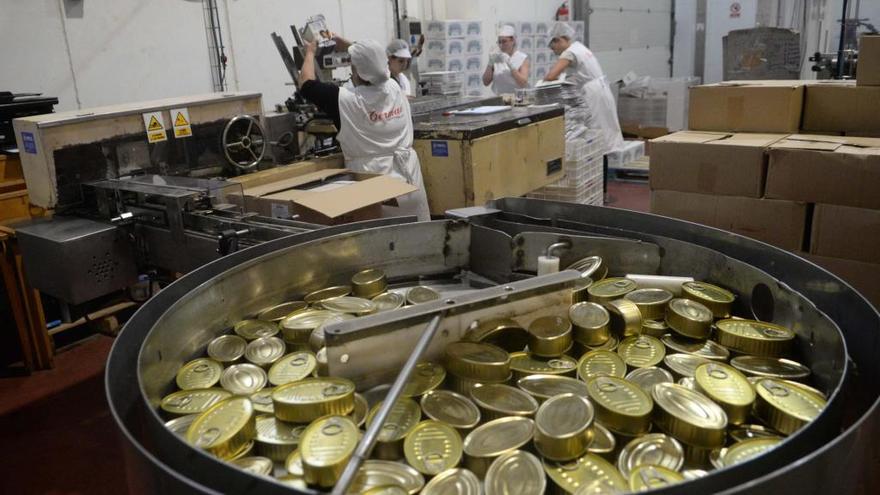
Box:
(106, 198, 879, 494)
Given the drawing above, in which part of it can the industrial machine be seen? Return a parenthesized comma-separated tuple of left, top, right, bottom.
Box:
(106, 198, 880, 494)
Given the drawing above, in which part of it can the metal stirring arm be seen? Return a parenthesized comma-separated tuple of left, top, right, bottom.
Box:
(331, 313, 444, 495)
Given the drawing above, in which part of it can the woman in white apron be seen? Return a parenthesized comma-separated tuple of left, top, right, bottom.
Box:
(299, 39, 430, 221)
(544, 22, 624, 153)
(483, 24, 530, 94)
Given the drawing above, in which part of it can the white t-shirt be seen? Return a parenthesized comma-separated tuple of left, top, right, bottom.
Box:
(491, 50, 528, 95)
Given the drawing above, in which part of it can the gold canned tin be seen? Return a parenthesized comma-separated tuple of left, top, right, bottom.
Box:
(352, 269, 388, 299)
(304, 285, 351, 305)
(250, 388, 275, 414)
(320, 296, 377, 315)
(185, 397, 256, 460)
(625, 366, 674, 396)
(652, 383, 728, 448)
(402, 362, 446, 397)
(349, 460, 426, 494)
(715, 319, 796, 357)
(300, 415, 359, 487)
(585, 375, 653, 436)
(228, 439, 255, 460)
(446, 373, 509, 397)
(721, 437, 783, 467)
(207, 334, 247, 364)
(681, 281, 736, 318)
(485, 450, 546, 494)
(367, 398, 422, 460)
(535, 394, 595, 461)
(462, 416, 535, 478)
(572, 277, 594, 304)
(268, 351, 318, 386)
(694, 361, 755, 425)
(617, 335, 666, 368)
(604, 299, 643, 338)
(256, 301, 308, 323)
(663, 353, 713, 380)
(567, 255, 608, 282)
(749, 378, 826, 400)
(616, 433, 684, 478)
(244, 336, 286, 368)
(517, 374, 589, 403)
(272, 377, 356, 423)
(403, 420, 463, 475)
(351, 393, 369, 428)
(624, 288, 673, 320)
(569, 302, 611, 346)
(285, 448, 305, 477)
(464, 318, 530, 353)
(421, 467, 481, 495)
(279, 309, 338, 344)
(309, 313, 356, 352)
(362, 486, 408, 495)
(729, 424, 782, 443)
(234, 319, 279, 341)
(588, 278, 637, 305)
(407, 286, 441, 305)
(665, 298, 713, 339)
(509, 352, 577, 380)
(276, 474, 307, 489)
(470, 383, 539, 421)
(444, 342, 511, 382)
(628, 464, 684, 491)
(641, 319, 670, 338)
(315, 347, 328, 376)
(372, 291, 406, 312)
(230, 455, 273, 476)
(160, 388, 232, 416)
(220, 363, 268, 396)
(730, 356, 811, 380)
(254, 415, 305, 462)
(753, 378, 826, 435)
(176, 358, 223, 390)
(678, 376, 696, 390)
(583, 334, 619, 353)
(420, 390, 481, 430)
(682, 443, 713, 469)
(528, 315, 573, 357)
(587, 422, 617, 459)
(543, 453, 628, 495)
(577, 350, 627, 381)
(164, 413, 200, 436)
(682, 469, 709, 480)
(661, 334, 730, 361)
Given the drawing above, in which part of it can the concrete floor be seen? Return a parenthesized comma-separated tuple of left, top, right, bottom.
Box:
(0, 180, 651, 494)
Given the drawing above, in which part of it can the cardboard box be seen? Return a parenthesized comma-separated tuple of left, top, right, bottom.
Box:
(688, 80, 804, 133)
(649, 131, 787, 197)
(802, 81, 880, 134)
(651, 190, 808, 251)
(800, 253, 880, 307)
(858, 34, 880, 86)
(230, 165, 416, 225)
(228, 155, 344, 189)
(810, 204, 880, 264)
(765, 135, 880, 209)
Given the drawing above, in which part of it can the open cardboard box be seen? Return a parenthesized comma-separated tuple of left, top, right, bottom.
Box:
(228, 159, 417, 225)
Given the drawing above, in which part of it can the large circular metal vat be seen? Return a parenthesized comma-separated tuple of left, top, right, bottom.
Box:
(106, 198, 880, 494)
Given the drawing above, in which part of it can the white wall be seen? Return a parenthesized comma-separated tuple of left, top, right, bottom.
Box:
(673, 0, 697, 79)
(588, 0, 673, 81)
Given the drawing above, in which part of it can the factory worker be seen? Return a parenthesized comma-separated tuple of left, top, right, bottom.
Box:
(299, 39, 430, 221)
(483, 24, 530, 94)
(543, 22, 624, 153)
(386, 39, 415, 97)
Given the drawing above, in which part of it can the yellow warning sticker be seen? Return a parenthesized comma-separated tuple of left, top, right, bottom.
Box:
(171, 107, 192, 139)
(142, 111, 167, 143)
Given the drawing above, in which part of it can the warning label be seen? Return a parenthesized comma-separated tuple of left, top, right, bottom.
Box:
(171, 107, 192, 138)
(142, 111, 167, 143)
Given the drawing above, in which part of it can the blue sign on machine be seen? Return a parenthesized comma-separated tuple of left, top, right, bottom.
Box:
(21, 131, 37, 154)
(431, 141, 448, 157)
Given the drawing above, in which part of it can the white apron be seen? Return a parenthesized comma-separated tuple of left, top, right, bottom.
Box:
(561, 41, 624, 153)
(491, 50, 528, 95)
(337, 80, 430, 221)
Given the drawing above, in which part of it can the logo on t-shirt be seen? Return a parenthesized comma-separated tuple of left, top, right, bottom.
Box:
(368, 106, 403, 122)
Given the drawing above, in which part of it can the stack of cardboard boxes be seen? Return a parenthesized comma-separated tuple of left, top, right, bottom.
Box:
(650, 35, 880, 305)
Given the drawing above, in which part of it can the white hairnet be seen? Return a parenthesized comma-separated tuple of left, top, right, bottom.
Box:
(386, 39, 412, 58)
(349, 39, 390, 84)
(549, 22, 575, 39)
(498, 25, 516, 37)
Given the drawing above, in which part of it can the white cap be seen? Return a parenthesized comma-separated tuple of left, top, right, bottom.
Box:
(549, 22, 575, 39)
(498, 24, 516, 38)
(386, 39, 412, 59)
(349, 40, 391, 84)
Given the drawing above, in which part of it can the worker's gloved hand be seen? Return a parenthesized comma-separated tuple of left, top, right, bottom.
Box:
(499, 52, 511, 65)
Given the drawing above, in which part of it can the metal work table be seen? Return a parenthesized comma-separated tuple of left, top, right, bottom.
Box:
(412, 104, 566, 141)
